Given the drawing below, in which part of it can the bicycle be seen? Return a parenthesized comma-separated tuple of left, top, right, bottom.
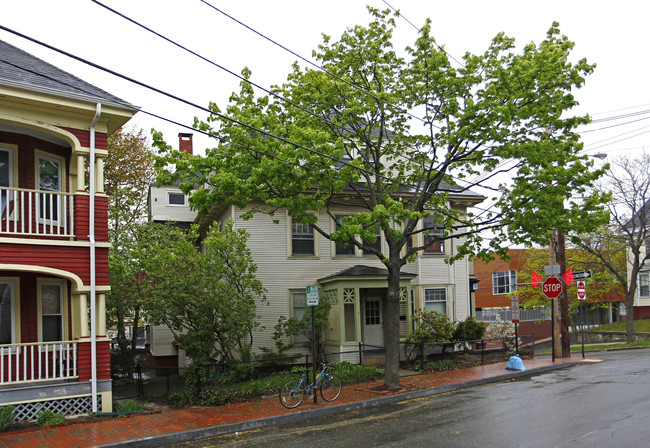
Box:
(279, 362, 342, 409)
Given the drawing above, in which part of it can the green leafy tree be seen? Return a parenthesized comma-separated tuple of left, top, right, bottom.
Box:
(105, 126, 155, 368)
(155, 9, 607, 387)
(517, 248, 624, 330)
(572, 153, 650, 342)
(142, 220, 266, 369)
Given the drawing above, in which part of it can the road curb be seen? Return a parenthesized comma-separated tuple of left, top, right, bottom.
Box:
(99, 361, 584, 448)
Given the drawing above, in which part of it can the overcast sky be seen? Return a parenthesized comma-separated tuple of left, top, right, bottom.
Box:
(2, 0, 649, 160)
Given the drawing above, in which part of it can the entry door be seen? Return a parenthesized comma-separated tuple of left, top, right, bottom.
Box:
(363, 297, 383, 346)
(37, 155, 62, 222)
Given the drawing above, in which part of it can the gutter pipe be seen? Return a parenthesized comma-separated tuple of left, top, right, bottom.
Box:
(89, 103, 101, 413)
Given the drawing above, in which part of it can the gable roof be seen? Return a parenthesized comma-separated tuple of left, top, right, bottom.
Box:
(0, 39, 137, 111)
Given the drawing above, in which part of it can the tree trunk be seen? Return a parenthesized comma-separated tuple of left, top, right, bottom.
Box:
(626, 294, 636, 343)
(384, 263, 402, 389)
(131, 306, 141, 354)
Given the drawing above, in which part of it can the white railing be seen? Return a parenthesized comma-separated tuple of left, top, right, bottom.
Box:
(0, 341, 78, 384)
(476, 307, 551, 322)
(0, 187, 75, 237)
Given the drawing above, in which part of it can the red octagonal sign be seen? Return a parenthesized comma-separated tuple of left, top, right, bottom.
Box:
(543, 277, 562, 299)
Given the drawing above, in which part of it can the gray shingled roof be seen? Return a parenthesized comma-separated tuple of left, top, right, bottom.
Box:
(0, 39, 137, 110)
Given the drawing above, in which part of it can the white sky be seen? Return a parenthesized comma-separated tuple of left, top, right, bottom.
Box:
(2, 0, 649, 160)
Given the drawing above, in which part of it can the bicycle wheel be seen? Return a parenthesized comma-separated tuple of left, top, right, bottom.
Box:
(279, 379, 306, 409)
(320, 373, 342, 402)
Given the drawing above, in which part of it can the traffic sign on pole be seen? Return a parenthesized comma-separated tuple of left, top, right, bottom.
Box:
(511, 292, 520, 323)
(577, 280, 587, 300)
(574, 270, 592, 280)
(306, 285, 319, 306)
(542, 277, 562, 299)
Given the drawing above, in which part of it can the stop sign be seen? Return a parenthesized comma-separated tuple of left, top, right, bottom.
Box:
(577, 280, 587, 300)
(542, 277, 562, 299)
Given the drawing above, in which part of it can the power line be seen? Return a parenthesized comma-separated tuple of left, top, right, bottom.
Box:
(196, 0, 427, 125)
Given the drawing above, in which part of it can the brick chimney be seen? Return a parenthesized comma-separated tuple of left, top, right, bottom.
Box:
(178, 133, 193, 155)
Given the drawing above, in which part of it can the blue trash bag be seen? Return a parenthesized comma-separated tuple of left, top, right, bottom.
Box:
(505, 355, 526, 371)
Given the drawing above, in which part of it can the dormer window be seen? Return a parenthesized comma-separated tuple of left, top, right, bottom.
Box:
(168, 192, 186, 206)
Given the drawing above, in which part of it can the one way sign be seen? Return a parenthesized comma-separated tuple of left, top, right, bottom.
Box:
(573, 270, 592, 280)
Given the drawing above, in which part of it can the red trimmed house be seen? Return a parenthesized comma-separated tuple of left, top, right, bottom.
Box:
(0, 39, 137, 421)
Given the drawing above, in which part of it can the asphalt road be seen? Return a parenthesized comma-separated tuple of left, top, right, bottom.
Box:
(168, 349, 650, 448)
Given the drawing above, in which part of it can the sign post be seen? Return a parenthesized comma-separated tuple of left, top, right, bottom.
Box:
(542, 277, 562, 362)
(511, 292, 520, 354)
(577, 280, 587, 358)
(306, 286, 319, 404)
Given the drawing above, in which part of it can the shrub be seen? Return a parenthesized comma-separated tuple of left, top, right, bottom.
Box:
(115, 399, 146, 413)
(36, 410, 65, 427)
(334, 362, 384, 383)
(167, 391, 188, 408)
(453, 316, 486, 341)
(408, 310, 455, 344)
(198, 387, 231, 406)
(0, 406, 16, 432)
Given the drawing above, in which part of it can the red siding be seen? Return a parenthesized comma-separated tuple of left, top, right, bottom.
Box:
(59, 127, 107, 150)
(78, 339, 111, 381)
(0, 244, 109, 286)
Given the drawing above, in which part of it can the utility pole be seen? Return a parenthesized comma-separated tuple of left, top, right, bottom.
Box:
(556, 230, 571, 357)
(549, 230, 563, 357)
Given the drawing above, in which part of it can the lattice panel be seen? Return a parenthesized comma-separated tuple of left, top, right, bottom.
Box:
(10, 395, 99, 422)
(343, 288, 356, 304)
(399, 287, 408, 302)
(323, 289, 338, 305)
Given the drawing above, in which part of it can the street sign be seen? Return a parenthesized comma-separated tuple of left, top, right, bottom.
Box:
(545, 265, 561, 276)
(574, 270, 592, 280)
(577, 280, 587, 300)
(542, 277, 562, 299)
(511, 292, 520, 323)
(306, 285, 319, 306)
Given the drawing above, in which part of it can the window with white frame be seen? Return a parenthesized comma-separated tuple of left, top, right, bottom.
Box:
(167, 192, 186, 206)
(40, 280, 64, 342)
(0, 280, 15, 345)
(424, 288, 447, 314)
(291, 291, 308, 343)
(640, 272, 650, 298)
(422, 216, 445, 254)
(492, 270, 517, 295)
(291, 216, 315, 256)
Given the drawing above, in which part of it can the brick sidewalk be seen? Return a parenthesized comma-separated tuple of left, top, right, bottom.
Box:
(0, 356, 599, 448)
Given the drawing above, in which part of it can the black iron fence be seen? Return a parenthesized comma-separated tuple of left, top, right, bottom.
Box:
(112, 335, 535, 401)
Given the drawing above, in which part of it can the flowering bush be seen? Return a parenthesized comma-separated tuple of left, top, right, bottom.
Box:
(485, 315, 520, 352)
(407, 310, 455, 344)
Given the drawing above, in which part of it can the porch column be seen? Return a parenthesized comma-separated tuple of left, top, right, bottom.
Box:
(79, 293, 89, 338)
(96, 293, 106, 336)
(76, 154, 86, 192)
(95, 157, 104, 194)
(354, 287, 362, 342)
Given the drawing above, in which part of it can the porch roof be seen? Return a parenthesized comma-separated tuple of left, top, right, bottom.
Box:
(318, 264, 417, 284)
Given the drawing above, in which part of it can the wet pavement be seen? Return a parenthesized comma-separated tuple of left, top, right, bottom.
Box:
(0, 356, 600, 448)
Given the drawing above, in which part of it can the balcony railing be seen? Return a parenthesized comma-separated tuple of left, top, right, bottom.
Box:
(0, 187, 75, 237)
(0, 341, 78, 385)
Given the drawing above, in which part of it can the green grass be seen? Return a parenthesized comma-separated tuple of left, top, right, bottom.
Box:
(568, 340, 650, 352)
(592, 319, 650, 332)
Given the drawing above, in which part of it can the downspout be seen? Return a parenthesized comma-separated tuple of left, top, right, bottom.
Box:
(89, 103, 101, 413)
